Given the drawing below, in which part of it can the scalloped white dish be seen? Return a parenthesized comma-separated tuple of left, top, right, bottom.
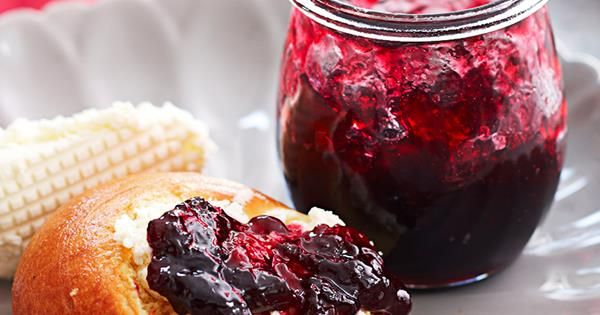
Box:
(1, 0, 600, 314)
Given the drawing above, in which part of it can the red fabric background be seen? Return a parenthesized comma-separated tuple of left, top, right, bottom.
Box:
(0, 0, 91, 14)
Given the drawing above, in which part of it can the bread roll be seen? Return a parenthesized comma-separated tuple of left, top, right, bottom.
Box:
(12, 172, 342, 314)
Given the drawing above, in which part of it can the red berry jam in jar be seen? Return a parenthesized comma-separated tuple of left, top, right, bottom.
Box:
(277, 0, 566, 288)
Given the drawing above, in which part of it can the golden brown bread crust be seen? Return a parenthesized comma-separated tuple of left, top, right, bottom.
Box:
(12, 172, 306, 315)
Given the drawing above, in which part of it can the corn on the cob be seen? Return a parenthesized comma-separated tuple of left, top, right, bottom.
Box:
(0, 102, 214, 278)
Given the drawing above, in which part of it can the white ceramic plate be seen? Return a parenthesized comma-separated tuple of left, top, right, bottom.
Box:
(0, 0, 599, 314)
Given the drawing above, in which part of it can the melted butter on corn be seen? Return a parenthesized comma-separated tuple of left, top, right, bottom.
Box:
(0, 102, 214, 278)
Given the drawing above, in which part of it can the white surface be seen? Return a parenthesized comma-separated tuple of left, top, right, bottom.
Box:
(549, 0, 600, 59)
(0, 0, 599, 314)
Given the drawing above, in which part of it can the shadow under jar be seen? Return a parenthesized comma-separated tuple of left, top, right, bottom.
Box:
(277, 0, 567, 288)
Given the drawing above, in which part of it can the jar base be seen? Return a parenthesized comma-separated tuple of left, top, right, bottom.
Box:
(403, 271, 497, 290)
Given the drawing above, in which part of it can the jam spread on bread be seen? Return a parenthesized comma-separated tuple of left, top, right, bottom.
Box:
(147, 197, 411, 315)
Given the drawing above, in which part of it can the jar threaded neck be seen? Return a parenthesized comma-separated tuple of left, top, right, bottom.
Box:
(290, 0, 549, 42)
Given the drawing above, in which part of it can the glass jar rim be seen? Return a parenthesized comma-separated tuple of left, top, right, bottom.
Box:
(290, 0, 549, 42)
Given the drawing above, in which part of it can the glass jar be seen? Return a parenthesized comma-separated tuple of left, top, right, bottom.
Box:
(277, 0, 566, 288)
